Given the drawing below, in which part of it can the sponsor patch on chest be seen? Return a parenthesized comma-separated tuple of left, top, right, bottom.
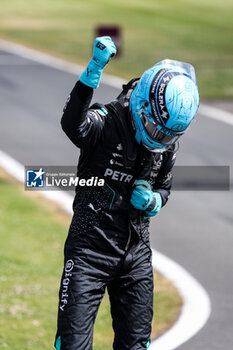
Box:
(104, 168, 133, 182)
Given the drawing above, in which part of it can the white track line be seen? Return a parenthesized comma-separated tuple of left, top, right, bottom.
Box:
(0, 39, 125, 89)
(1, 38, 233, 127)
(150, 251, 211, 349)
(0, 149, 211, 349)
(0, 150, 73, 215)
(198, 104, 233, 127)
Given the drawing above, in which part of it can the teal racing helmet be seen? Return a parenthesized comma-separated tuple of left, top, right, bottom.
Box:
(129, 59, 199, 151)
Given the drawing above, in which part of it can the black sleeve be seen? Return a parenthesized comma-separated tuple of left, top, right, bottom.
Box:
(152, 148, 177, 207)
(61, 81, 106, 148)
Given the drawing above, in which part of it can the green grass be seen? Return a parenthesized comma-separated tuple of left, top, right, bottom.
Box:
(0, 173, 181, 349)
(0, 0, 233, 98)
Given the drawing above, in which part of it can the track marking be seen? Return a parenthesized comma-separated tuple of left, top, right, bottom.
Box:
(0, 39, 125, 89)
(0, 38, 233, 127)
(150, 250, 211, 349)
(0, 150, 211, 349)
(199, 104, 233, 127)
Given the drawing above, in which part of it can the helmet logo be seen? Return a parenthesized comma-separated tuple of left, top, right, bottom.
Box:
(149, 69, 168, 125)
(171, 123, 185, 131)
(150, 71, 184, 126)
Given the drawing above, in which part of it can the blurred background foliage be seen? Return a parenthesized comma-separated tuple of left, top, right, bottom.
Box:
(0, 0, 233, 98)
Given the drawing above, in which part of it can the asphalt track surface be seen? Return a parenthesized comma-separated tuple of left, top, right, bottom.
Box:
(0, 48, 233, 350)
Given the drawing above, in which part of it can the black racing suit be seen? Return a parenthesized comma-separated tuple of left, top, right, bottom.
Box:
(55, 79, 176, 350)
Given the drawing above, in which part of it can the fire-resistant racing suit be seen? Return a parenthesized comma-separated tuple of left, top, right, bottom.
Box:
(55, 78, 176, 350)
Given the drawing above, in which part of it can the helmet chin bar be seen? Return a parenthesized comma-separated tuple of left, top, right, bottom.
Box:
(143, 141, 179, 153)
(146, 146, 168, 153)
(130, 110, 170, 152)
(140, 140, 168, 153)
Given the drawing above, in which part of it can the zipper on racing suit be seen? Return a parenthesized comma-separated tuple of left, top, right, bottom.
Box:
(139, 214, 152, 264)
(125, 222, 132, 251)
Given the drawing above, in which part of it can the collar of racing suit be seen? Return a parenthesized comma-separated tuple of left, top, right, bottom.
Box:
(104, 78, 151, 171)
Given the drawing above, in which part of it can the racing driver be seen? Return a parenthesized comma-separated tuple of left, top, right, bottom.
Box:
(54, 36, 199, 350)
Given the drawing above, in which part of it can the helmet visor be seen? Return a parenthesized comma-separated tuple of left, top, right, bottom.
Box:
(155, 59, 198, 85)
(142, 113, 183, 146)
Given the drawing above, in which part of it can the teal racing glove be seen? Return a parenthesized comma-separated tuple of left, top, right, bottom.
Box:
(79, 36, 117, 89)
(130, 180, 162, 217)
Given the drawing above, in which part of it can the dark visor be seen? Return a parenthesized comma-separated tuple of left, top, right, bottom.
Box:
(141, 114, 183, 146)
